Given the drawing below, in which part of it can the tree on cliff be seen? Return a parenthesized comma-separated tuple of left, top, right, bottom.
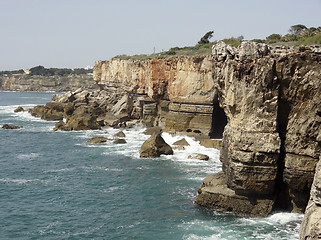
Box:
(198, 31, 214, 45)
(289, 24, 308, 35)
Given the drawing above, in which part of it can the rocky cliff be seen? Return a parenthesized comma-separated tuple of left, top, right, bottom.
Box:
(94, 56, 219, 137)
(23, 41, 320, 236)
(93, 43, 321, 231)
(0, 74, 96, 91)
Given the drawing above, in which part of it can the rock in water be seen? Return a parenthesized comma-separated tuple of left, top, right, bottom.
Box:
(188, 153, 209, 161)
(113, 138, 127, 144)
(143, 126, 163, 135)
(172, 138, 190, 146)
(2, 124, 22, 129)
(195, 172, 274, 217)
(200, 139, 222, 150)
(139, 133, 173, 158)
(14, 106, 24, 112)
(88, 136, 108, 144)
(113, 131, 126, 138)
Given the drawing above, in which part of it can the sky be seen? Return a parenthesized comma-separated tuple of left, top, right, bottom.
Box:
(0, 0, 320, 71)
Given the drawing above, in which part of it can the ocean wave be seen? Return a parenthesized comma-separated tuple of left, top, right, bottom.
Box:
(180, 211, 303, 240)
(0, 177, 49, 185)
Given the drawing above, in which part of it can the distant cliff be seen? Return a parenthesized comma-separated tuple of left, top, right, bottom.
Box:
(0, 74, 96, 91)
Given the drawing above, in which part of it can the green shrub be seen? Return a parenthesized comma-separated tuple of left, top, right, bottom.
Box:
(297, 33, 321, 45)
(266, 34, 282, 43)
(222, 37, 242, 47)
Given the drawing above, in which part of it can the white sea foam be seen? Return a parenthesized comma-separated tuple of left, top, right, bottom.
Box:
(0, 177, 48, 185)
(17, 152, 40, 160)
(180, 211, 304, 240)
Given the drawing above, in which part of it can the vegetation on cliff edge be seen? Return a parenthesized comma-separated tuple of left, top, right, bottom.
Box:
(114, 24, 321, 61)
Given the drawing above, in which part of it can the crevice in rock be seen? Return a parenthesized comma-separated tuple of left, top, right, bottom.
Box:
(274, 74, 291, 210)
(210, 97, 227, 139)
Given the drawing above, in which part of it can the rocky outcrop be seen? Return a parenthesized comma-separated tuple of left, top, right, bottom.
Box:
(196, 42, 321, 217)
(195, 172, 274, 217)
(0, 74, 96, 91)
(139, 133, 173, 158)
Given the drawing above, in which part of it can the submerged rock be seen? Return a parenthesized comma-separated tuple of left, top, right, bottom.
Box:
(188, 153, 209, 161)
(2, 124, 22, 129)
(139, 133, 173, 158)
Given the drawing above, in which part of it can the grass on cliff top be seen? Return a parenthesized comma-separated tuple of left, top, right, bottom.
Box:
(113, 42, 216, 61)
(113, 33, 321, 61)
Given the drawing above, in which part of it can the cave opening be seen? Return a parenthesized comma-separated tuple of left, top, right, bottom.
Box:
(274, 92, 291, 210)
(210, 99, 227, 139)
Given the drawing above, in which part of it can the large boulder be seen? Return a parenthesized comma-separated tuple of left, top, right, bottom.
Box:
(113, 131, 126, 138)
(139, 133, 173, 158)
(54, 105, 101, 131)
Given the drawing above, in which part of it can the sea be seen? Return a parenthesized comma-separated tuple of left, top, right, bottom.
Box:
(0, 91, 303, 240)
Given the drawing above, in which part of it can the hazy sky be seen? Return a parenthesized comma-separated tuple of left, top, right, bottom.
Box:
(1, 0, 320, 71)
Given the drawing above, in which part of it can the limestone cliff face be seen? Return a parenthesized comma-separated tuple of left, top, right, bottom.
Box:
(94, 42, 321, 222)
(94, 56, 214, 104)
(195, 43, 321, 217)
(94, 56, 216, 135)
(0, 74, 95, 91)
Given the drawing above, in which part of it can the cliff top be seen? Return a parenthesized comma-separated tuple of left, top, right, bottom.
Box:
(113, 24, 321, 61)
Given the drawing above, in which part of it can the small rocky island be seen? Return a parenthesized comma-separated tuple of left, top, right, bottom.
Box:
(25, 41, 321, 239)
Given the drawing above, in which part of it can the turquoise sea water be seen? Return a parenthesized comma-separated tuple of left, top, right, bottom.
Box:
(0, 92, 303, 240)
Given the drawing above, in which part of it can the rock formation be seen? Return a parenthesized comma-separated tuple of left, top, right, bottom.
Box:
(139, 133, 173, 158)
(196, 42, 321, 217)
(27, 41, 321, 227)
